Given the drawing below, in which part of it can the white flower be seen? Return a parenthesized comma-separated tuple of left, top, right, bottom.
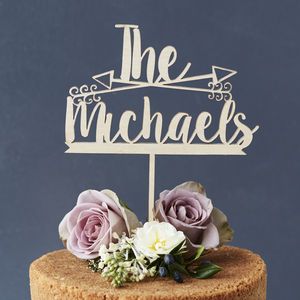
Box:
(99, 245, 107, 256)
(133, 221, 185, 258)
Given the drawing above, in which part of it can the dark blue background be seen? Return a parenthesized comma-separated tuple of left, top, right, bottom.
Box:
(0, 1, 299, 299)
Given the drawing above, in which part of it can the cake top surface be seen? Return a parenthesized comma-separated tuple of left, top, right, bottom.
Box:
(30, 246, 266, 300)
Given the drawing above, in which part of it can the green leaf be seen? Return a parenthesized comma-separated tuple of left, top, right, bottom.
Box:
(174, 181, 206, 195)
(172, 262, 189, 275)
(171, 240, 186, 255)
(175, 254, 185, 265)
(211, 208, 234, 245)
(118, 198, 132, 211)
(191, 262, 222, 279)
(148, 257, 161, 269)
(186, 245, 205, 265)
(193, 245, 205, 261)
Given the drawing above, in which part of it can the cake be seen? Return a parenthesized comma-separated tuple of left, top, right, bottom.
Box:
(30, 246, 266, 300)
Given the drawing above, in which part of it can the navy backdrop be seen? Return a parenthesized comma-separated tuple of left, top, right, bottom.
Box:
(0, 1, 299, 299)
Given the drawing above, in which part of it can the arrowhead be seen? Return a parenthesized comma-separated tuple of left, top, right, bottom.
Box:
(212, 66, 237, 84)
(65, 141, 71, 153)
(92, 70, 114, 89)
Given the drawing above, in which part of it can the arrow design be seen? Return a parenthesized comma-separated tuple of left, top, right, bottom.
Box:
(69, 66, 237, 104)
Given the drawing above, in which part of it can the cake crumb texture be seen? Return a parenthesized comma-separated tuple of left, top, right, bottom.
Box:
(29, 246, 266, 300)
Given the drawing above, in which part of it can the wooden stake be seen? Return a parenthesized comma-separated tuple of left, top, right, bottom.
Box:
(148, 153, 155, 221)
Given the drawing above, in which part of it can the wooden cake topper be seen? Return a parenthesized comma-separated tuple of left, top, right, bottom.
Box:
(65, 24, 259, 220)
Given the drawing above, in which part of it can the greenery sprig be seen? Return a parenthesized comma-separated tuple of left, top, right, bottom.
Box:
(149, 242, 222, 283)
(88, 234, 221, 287)
(88, 233, 156, 287)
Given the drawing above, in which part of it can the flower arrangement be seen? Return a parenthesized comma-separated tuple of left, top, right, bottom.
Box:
(59, 181, 233, 287)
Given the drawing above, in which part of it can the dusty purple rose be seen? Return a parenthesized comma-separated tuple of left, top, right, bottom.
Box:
(154, 181, 233, 255)
(59, 189, 140, 259)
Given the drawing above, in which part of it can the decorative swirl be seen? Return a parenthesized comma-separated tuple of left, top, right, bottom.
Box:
(208, 92, 214, 100)
(223, 82, 232, 92)
(69, 84, 103, 104)
(207, 81, 233, 101)
(79, 85, 89, 94)
(69, 86, 80, 97)
(208, 81, 222, 92)
(223, 92, 232, 101)
(213, 82, 223, 91)
(90, 84, 102, 102)
(215, 93, 223, 101)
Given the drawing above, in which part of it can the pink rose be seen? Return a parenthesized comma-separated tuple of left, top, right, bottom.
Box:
(59, 189, 140, 259)
(154, 181, 233, 255)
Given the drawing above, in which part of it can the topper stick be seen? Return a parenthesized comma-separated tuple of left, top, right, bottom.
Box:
(148, 153, 155, 221)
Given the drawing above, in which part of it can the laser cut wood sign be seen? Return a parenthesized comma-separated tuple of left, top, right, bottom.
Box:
(65, 24, 259, 220)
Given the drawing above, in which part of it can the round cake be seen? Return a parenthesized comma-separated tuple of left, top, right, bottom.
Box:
(29, 246, 266, 300)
